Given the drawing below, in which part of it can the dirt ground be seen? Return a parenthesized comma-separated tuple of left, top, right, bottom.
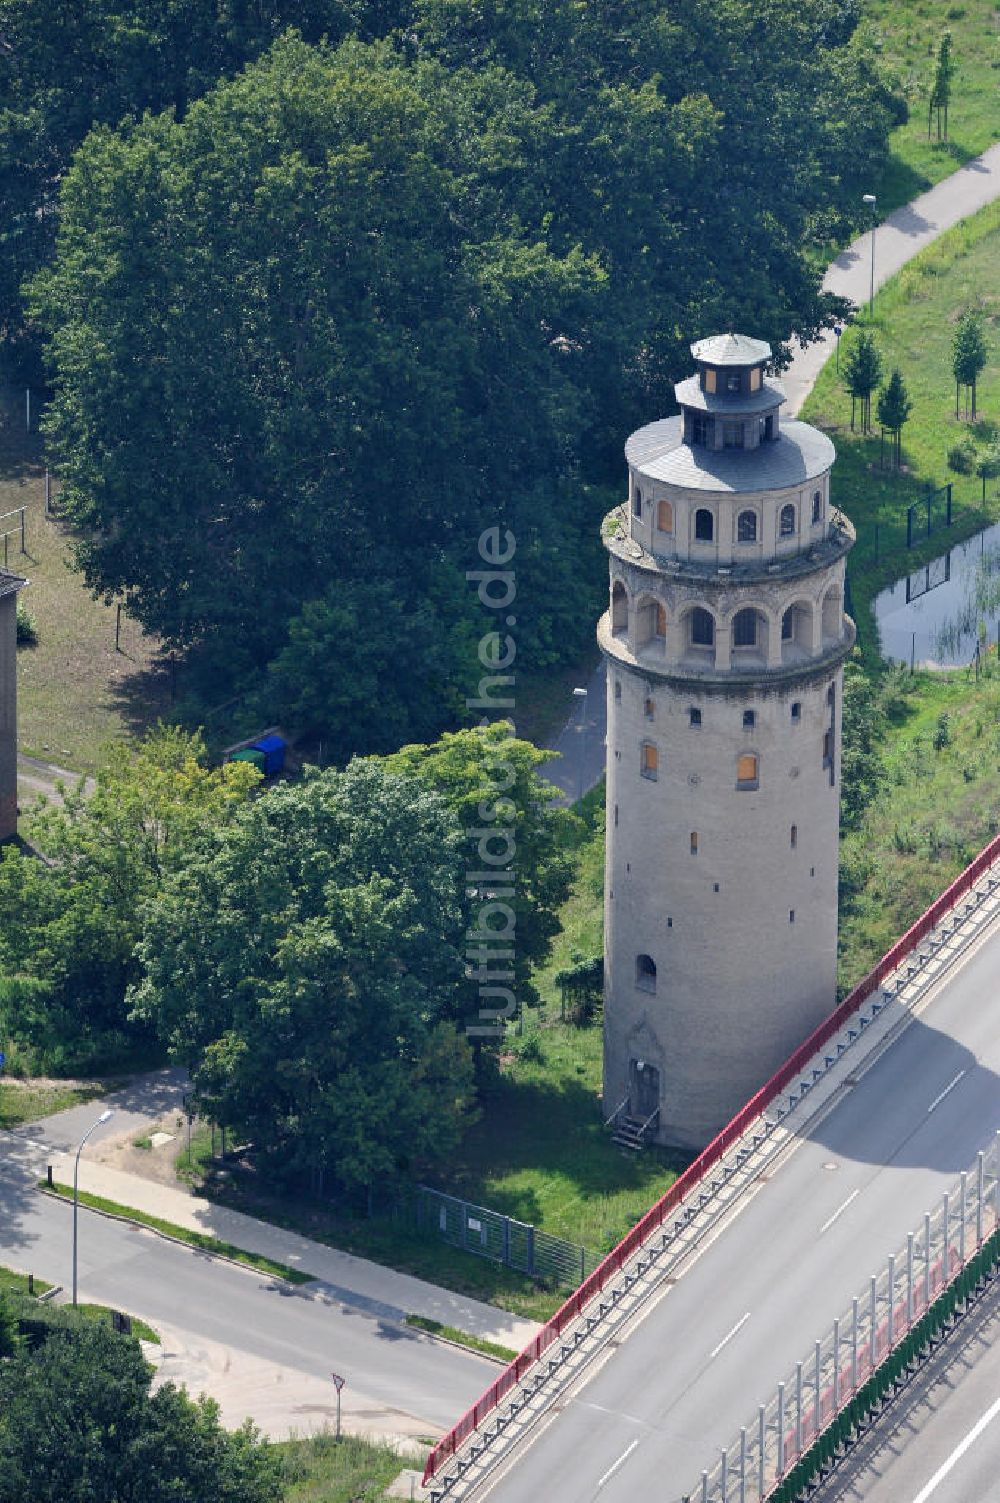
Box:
(91, 1109, 197, 1189)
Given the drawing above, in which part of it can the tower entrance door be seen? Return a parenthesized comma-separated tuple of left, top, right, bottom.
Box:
(629, 1058, 660, 1119)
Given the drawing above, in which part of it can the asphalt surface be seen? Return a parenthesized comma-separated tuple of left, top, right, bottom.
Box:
(474, 912, 1000, 1502)
(0, 1076, 492, 1435)
(811, 1271, 1000, 1503)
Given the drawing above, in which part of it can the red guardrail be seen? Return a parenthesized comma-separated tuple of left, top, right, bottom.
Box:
(422, 828, 1000, 1486)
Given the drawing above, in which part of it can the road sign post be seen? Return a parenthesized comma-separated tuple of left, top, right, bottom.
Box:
(331, 1372, 345, 1441)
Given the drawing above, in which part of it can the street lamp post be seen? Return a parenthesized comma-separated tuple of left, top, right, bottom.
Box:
(572, 686, 588, 803)
(862, 194, 878, 315)
(72, 1108, 113, 1306)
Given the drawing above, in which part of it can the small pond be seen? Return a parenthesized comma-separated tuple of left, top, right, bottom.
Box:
(873, 520, 1000, 668)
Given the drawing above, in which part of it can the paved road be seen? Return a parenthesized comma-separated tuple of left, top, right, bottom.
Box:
(811, 1273, 1000, 1503)
(537, 657, 607, 804)
(0, 1076, 491, 1437)
(473, 912, 1000, 1501)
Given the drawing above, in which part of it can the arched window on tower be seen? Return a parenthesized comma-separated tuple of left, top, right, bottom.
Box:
(695, 508, 714, 542)
(812, 490, 823, 524)
(635, 954, 657, 993)
(732, 608, 759, 648)
(737, 510, 758, 543)
(633, 486, 643, 518)
(654, 603, 666, 640)
(691, 607, 715, 648)
(612, 580, 628, 634)
(779, 503, 797, 537)
(657, 499, 674, 533)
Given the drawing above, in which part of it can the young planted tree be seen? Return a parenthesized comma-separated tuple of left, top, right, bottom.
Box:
(928, 30, 954, 142)
(953, 309, 987, 420)
(876, 368, 913, 470)
(976, 440, 1000, 503)
(843, 330, 883, 434)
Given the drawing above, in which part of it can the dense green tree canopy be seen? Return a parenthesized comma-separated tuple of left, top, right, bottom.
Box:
(0, 727, 257, 1070)
(385, 722, 576, 1015)
(0, 1323, 280, 1503)
(25, 8, 899, 750)
(130, 759, 478, 1191)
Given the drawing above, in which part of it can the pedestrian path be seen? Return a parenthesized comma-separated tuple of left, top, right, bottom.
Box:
(46, 1153, 540, 1352)
(782, 141, 1000, 416)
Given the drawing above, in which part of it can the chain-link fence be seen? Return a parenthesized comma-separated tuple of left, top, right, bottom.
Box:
(693, 1132, 1000, 1503)
(403, 1185, 600, 1288)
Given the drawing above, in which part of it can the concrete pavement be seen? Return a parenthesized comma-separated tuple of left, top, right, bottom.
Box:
(9, 1066, 538, 1350)
(464, 898, 1000, 1501)
(809, 1272, 1000, 1503)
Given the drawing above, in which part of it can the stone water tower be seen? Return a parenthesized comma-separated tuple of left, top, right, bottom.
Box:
(600, 333, 856, 1150)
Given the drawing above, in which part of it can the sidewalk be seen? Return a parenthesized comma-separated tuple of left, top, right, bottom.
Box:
(46, 1154, 541, 1352)
(145, 1321, 432, 1451)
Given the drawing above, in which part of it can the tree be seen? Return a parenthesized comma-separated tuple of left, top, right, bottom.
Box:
(976, 440, 1000, 503)
(0, 1294, 21, 1358)
(953, 309, 987, 420)
(843, 331, 883, 434)
(130, 760, 477, 1194)
(928, 30, 954, 142)
(876, 368, 913, 469)
(27, 15, 901, 735)
(840, 658, 887, 832)
(0, 1323, 281, 1503)
(0, 727, 257, 1071)
(384, 723, 577, 1020)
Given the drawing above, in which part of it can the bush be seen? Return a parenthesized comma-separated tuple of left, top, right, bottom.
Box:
(947, 438, 977, 474)
(15, 603, 37, 645)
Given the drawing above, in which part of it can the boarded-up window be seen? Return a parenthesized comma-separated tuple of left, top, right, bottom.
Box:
(655, 603, 667, 639)
(736, 753, 759, 789)
(749, 367, 762, 392)
(641, 742, 658, 779)
(704, 368, 717, 394)
(657, 499, 674, 532)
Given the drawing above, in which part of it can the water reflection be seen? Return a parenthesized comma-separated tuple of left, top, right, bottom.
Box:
(873, 521, 1000, 667)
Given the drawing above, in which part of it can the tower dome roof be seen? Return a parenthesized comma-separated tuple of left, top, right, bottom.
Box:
(690, 332, 771, 367)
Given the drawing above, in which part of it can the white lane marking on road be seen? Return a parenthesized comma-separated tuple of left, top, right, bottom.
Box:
(927, 1070, 967, 1114)
(909, 1390, 1000, 1503)
(710, 1311, 751, 1359)
(819, 1188, 860, 1234)
(596, 1439, 639, 1490)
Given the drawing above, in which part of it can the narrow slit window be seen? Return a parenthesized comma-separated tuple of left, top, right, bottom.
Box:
(689, 707, 702, 727)
(644, 697, 655, 721)
(743, 709, 756, 730)
(791, 701, 801, 722)
(690, 832, 698, 856)
(790, 824, 797, 849)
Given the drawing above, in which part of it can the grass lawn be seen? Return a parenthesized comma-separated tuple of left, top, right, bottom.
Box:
(0, 387, 170, 774)
(0, 1078, 102, 1129)
(0, 1265, 52, 1296)
(867, 0, 1000, 213)
(277, 1433, 408, 1503)
(804, 196, 1000, 663)
(802, 194, 1000, 987)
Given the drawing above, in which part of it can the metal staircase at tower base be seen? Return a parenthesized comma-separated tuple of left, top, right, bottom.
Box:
(611, 1109, 659, 1152)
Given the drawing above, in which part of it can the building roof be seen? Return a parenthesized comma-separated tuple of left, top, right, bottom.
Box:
(673, 374, 786, 415)
(690, 332, 772, 367)
(0, 569, 27, 600)
(625, 415, 835, 493)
